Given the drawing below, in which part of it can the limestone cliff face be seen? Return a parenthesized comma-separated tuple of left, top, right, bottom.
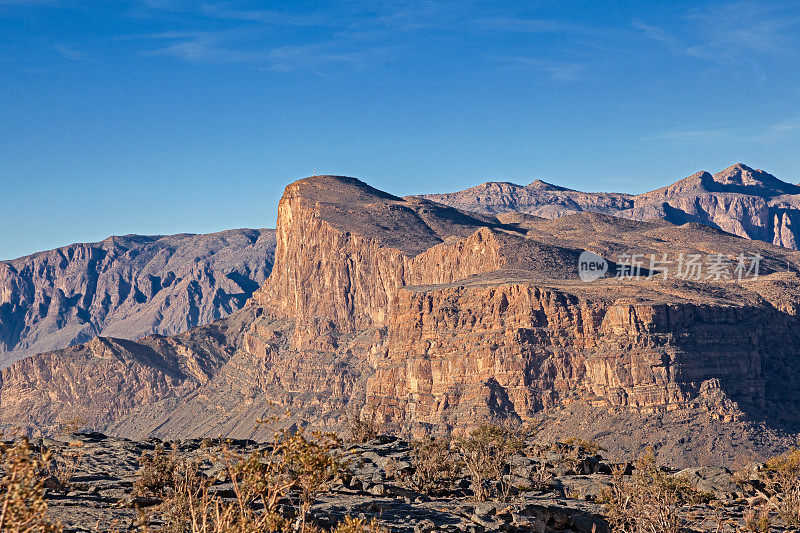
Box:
(364, 283, 789, 433)
(0, 229, 276, 368)
(249, 175, 800, 435)
(254, 177, 506, 332)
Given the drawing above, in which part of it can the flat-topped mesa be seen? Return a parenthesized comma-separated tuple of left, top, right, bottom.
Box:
(253, 175, 513, 332)
(246, 176, 800, 435)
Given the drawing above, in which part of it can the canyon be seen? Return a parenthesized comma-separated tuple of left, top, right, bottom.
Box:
(3, 168, 800, 465)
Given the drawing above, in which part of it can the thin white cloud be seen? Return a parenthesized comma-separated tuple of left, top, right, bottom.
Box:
(634, 1, 799, 75)
(200, 3, 325, 26)
(492, 56, 587, 82)
(646, 116, 800, 145)
(750, 116, 800, 142)
(146, 31, 263, 63)
(54, 44, 87, 61)
(631, 19, 680, 51)
(261, 42, 393, 72)
(477, 17, 585, 34)
(643, 127, 738, 144)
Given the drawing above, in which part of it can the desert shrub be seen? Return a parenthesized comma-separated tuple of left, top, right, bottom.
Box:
(761, 447, 800, 525)
(529, 461, 554, 491)
(602, 448, 704, 533)
(0, 438, 62, 532)
(230, 429, 344, 531)
(158, 456, 209, 533)
(456, 423, 524, 502)
(332, 515, 388, 533)
(55, 415, 86, 436)
(562, 437, 605, 456)
(134, 444, 180, 497)
(409, 436, 462, 494)
(47, 447, 82, 491)
(346, 406, 378, 444)
(743, 506, 771, 533)
(145, 429, 343, 532)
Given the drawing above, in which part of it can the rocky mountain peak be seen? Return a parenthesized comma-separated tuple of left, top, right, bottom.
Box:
(708, 163, 800, 196)
(0, 228, 276, 368)
(526, 179, 572, 192)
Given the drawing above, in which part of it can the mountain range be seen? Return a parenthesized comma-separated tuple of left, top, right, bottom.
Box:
(419, 163, 800, 249)
(3, 165, 800, 467)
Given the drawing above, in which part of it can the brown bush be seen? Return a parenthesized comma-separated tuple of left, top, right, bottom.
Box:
(345, 407, 378, 444)
(743, 506, 771, 533)
(761, 447, 800, 525)
(562, 437, 605, 456)
(134, 444, 180, 497)
(0, 438, 62, 532)
(332, 515, 388, 533)
(409, 436, 462, 494)
(137, 429, 345, 532)
(602, 448, 704, 533)
(456, 423, 524, 502)
(48, 447, 82, 491)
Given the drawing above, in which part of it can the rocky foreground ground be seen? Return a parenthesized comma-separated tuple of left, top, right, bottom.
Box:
(5, 429, 799, 532)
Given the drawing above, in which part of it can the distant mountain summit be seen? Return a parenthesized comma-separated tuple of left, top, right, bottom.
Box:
(414, 179, 633, 219)
(418, 163, 800, 249)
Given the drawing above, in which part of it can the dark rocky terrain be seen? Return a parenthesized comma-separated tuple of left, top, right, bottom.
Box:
(418, 163, 800, 249)
(0, 229, 276, 368)
(14, 430, 796, 532)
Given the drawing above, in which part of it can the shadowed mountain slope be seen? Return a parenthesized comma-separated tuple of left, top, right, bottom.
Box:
(0, 229, 276, 368)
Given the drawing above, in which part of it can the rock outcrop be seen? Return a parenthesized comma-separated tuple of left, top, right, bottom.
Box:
(418, 163, 800, 250)
(0, 229, 276, 368)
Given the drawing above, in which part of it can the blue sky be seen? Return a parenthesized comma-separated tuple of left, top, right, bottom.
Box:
(1, 0, 799, 260)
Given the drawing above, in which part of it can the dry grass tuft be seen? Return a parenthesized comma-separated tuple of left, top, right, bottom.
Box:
(743, 506, 771, 532)
(331, 515, 388, 533)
